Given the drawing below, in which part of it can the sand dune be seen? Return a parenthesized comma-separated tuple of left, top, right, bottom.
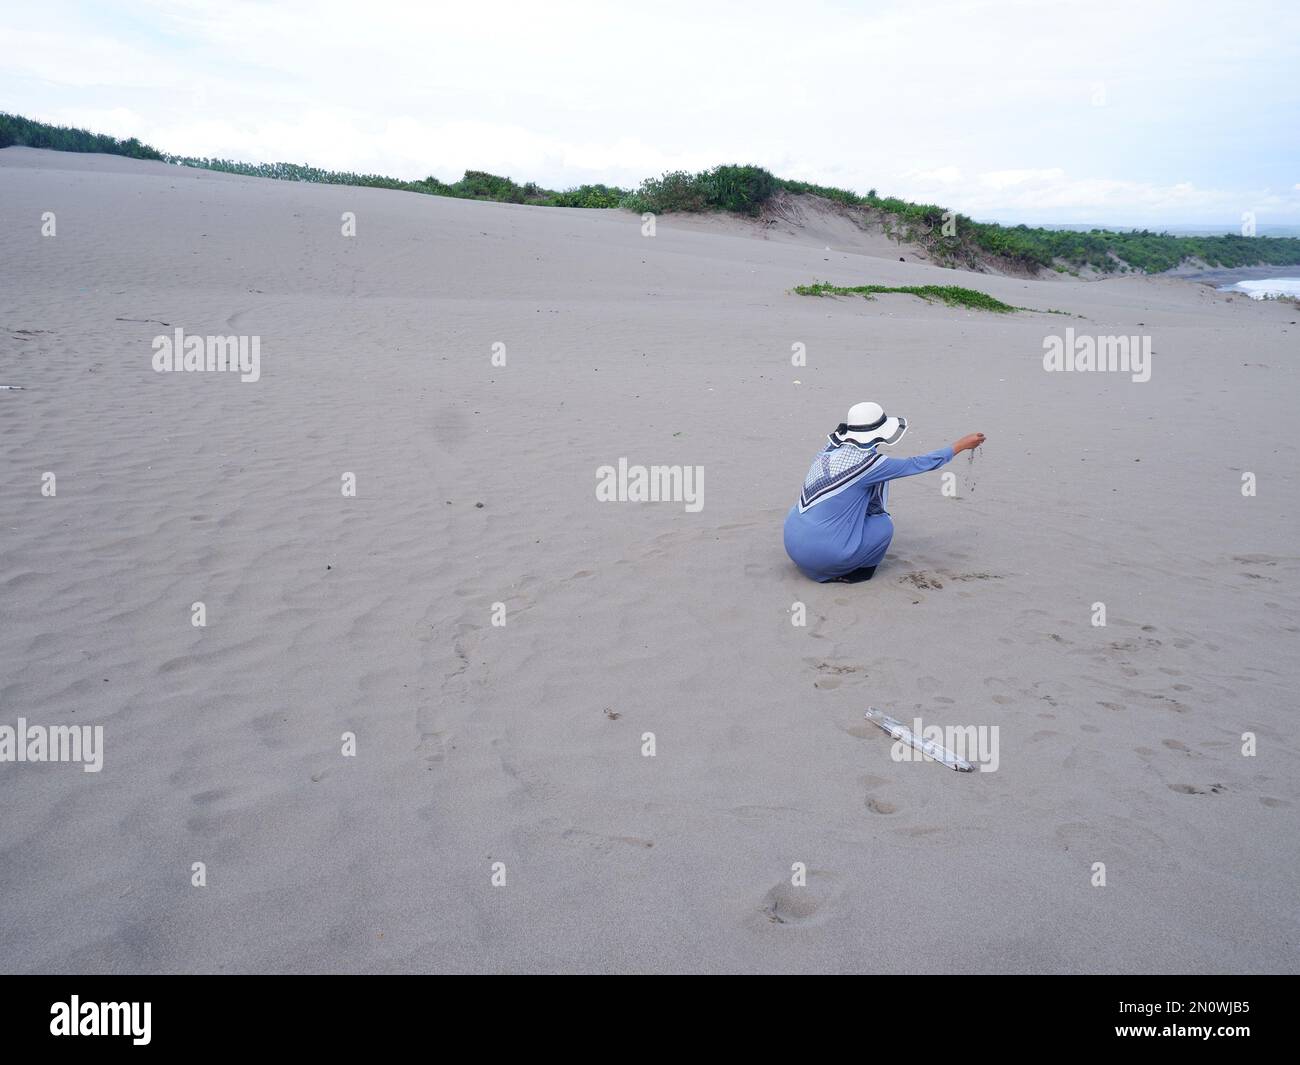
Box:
(1, 147, 1297, 973)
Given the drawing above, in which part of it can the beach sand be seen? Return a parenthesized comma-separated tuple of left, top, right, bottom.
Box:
(1, 147, 1297, 973)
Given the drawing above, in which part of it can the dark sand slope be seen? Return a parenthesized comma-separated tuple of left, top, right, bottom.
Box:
(1, 148, 1297, 973)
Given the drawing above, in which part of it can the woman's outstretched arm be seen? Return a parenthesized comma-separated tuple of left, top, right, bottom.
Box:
(862, 433, 984, 483)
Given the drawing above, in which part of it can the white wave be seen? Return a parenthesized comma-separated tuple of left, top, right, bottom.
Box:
(1219, 278, 1300, 299)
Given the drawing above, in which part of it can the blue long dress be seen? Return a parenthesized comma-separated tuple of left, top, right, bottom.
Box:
(783, 442, 954, 582)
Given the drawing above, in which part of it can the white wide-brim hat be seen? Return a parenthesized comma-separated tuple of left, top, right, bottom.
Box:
(830, 401, 907, 448)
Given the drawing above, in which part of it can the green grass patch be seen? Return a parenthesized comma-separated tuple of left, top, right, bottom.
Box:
(794, 282, 1022, 312)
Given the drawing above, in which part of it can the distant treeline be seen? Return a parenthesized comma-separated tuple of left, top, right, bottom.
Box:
(162, 155, 627, 208)
(5, 112, 1299, 275)
(0, 113, 624, 208)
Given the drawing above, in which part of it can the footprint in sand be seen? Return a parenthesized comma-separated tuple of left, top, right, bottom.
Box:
(866, 797, 898, 815)
(804, 611, 831, 641)
(841, 719, 877, 739)
(416, 696, 453, 761)
(805, 659, 862, 675)
(416, 727, 451, 766)
(190, 788, 230, 805)
(1170, 782, 1226, 795)
(760, 872, 843, 926)
(805, 658, 864, 689)
(898, 571, 943, 591)
(1148, 692, 1190, 714)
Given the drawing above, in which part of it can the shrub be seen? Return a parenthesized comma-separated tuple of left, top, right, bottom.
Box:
(550, 183, 627, 208)
(705, 164, 777, 215)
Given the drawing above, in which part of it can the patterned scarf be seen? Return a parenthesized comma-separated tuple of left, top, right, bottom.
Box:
(798, 438, 883, 512)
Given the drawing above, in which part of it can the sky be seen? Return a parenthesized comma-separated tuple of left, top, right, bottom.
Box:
(3, 0, 1298, 226)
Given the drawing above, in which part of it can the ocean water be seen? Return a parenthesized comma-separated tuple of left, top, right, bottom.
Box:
(1217, 277, 1300, 299)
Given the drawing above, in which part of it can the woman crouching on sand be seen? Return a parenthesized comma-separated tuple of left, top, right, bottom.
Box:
(784, 401, 985, 583)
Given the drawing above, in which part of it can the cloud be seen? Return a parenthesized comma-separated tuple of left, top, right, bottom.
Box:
(904, 166, 964, 185)
(979, 169, 1068, 190)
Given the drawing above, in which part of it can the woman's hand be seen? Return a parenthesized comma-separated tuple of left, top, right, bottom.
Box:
(953, 432, 986, 453)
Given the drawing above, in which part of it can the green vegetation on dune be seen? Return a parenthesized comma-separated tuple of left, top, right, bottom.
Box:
(6, 112, 1300, 274)
(619, 168, 878, 213)
(166, 156, 446, 193)
(954, 220, 1300, 274)
(0, 112, 164, 160)
(161, 156, 628, 207)
(794, 282, 1022, 312)
(618, 164, 778, 216)
(617, 167, 1300, 274)
(548, 183, 625, 208)
(773, 178, 877, 205)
